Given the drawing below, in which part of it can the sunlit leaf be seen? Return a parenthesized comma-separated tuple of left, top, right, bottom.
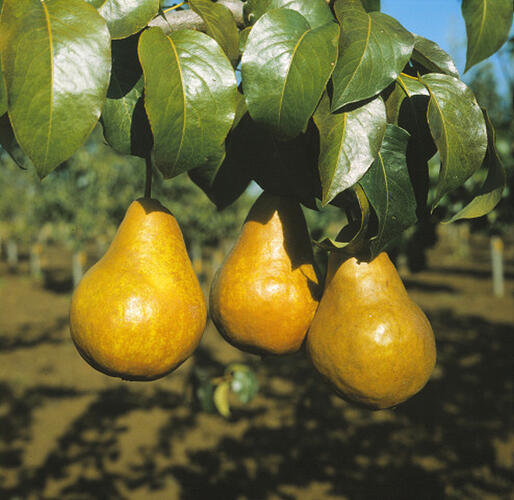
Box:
(331, 0, 414, 111)
(190, 0, 240, 66)
(411, 35, 459, 78)
(0, 0, 111, 178)
(241, 8, 339, 139)
(420, 73, 487, 209)
(444, 110, 506, 223)
(85, 0, 159, 39)
(313, 93, 386, 205)
(359, 124, 417, 257)
(243, 0, 334, 29)
(138, 27, 237, 178)
(462, 0, 513, 72)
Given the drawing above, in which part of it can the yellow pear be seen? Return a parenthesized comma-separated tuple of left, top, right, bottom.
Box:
(69, 198, 207, 381)
(307, 252, 436, 409)
(210, 192, 321, 355)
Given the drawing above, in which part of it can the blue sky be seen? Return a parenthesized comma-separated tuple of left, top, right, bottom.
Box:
(382, 0, 513, 96)
(382, 0, 467, 70)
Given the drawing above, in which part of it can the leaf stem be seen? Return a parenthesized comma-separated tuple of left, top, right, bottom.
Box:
(163, 2, 187, 14)
(144, 156, 153, 199)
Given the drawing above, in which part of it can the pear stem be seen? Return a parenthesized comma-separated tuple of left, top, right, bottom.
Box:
(144, 156, 152, 199)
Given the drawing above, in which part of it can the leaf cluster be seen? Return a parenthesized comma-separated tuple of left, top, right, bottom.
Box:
(0, 0, 512, 257)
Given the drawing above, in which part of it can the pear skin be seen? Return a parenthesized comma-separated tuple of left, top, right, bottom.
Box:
(69, 198, 207, 381)
(210, 192, 321, 355)
(307, 252, 436, 409)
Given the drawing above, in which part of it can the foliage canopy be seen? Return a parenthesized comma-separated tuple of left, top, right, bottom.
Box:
(0, 0, 512, 258)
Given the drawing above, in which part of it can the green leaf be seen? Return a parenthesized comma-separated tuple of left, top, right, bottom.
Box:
(101, 35, 153, 158)
(361, 0, 380, 12)
(239, 27, 251, 53)
(0, 10, 6, 117)
(241, 9, 339, 140)
(188, 109, 252, 210)
(0, 113, 30, 169)
(85, 0, 159, 39)
(313, 93, 387, 205)
(443, 110, 505, 223)
(387, 75, 435, 215)
(315, 186, 371, 254)
(190, 0, 240, 66)
(213, 381, 231, 418)
(411, 34, 460, 79)
(462, 0, 514, 72)
(228, 364, 259, 404)
(420, 73, 487, 209)
(243, 0, 334, 28)
(0, 0, 111, 178)
(359, 124, 417, 258)
(331, 0, 414, 111)
(138, 27, 237, 178)
(0, 71, 6, 117)
(249, 119, 323, 209)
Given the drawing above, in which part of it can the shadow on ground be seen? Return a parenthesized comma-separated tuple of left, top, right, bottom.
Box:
(0, 308, 512, 499)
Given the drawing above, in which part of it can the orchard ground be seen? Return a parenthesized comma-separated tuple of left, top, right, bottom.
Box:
(0, 228, 513, 500)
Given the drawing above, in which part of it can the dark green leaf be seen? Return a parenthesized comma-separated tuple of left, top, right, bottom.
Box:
(315, 185, 371, 254)
(0, 113, 30, 169)
(228, 364, 259, 404)
(241, 9, 339, 140)
(387, 75, 435, 216)
(250, 119, 323, 209)
(331, 0, 414, 111)
(243, 0, 334, 29)
(420, 73, 487, 208)
(0, 0, 111, 178)
(138, 27, 237, 178)
(359, 124, 417, 258)
(313, 93, 387, 205)
(86, 0, 159, 39)
(361, 0, 380, 12)
(190, 0, 240, 66)
(412, 34, 460, 79)
(444, 110, 506, 223)
(189, 109, 252, 210)
(462, 0, 513, 72)
(101, 35, 153, 158)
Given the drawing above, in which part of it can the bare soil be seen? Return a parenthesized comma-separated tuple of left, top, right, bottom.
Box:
(1, 231, 513, 500)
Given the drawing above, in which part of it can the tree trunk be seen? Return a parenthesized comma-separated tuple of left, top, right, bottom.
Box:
(29, 243, 43, 281)
(490, 236, 505, 298)
(6, 239, 18, 272)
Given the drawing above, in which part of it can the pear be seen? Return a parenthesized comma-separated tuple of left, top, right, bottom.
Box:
(69, 198, 207, 381)
(210, 192, 321, 355)
(307, 252, 436, 409)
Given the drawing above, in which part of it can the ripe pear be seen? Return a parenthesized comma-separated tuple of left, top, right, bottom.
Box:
(210, 192, 321, 355)
(69, 198, 207, 381)
(307, 252, 436, 409)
